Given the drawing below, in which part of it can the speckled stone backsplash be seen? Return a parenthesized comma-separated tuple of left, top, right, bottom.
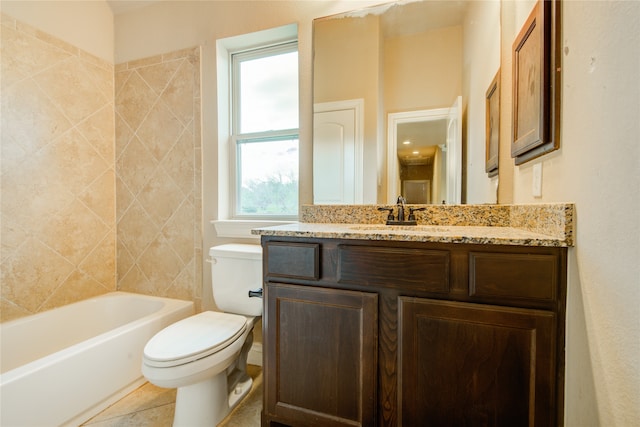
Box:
(509, 203, 574, 245)
(300, 203, 574, 245)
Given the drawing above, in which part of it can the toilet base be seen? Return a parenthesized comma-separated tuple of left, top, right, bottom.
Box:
(170, 327, 256, 426)
(172, 369, 254, 427)
(228, 371, 254, 411)
(173, 373, 227, 427)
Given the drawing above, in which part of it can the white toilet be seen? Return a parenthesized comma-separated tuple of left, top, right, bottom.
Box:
(142, 244, 263, 426)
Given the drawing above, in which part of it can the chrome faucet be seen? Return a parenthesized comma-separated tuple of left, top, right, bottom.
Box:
(396, 196, 407, 222)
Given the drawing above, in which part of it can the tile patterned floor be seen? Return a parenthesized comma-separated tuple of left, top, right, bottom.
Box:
(81, 366, 262, 426)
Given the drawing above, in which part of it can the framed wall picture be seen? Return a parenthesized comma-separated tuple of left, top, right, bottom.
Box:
(485, 70, 500, 177)
(511, 0, 561, 165)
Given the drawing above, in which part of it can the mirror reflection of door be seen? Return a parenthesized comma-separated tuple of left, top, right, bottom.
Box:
(397, 120, 446, 204)
(389, 97, 462, 204)
(403, 180, 431, 204)
(446, 96, 462, 204)
(313, 100, 364, 204)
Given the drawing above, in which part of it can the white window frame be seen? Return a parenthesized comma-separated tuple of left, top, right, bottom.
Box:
(229, 40, 299, 220)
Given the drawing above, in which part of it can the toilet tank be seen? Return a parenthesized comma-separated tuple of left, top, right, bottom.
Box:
(209, 244, 263, 316)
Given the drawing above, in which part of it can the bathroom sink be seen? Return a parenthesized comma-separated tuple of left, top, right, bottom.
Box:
(349, 225, 453, 233)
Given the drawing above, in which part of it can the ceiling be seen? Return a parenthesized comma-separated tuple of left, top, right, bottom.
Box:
(380, 0, 467, 38)
(330, 0, 468, 39)
(107, 0, 467, 28)
(397, 120, 447, 166)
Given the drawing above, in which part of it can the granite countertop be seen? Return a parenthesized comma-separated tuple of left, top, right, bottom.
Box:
(251, 203, 575, 247)
(252, 222, 569, 247)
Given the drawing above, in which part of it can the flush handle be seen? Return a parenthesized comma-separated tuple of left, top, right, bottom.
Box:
(248, 288, 263, 298)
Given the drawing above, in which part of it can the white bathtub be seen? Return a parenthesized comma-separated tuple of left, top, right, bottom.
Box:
(0, 292, 194, 426)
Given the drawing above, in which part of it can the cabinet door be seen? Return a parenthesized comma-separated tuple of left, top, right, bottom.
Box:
(398, 297, 556, 427)
(264, 283, 378, 427)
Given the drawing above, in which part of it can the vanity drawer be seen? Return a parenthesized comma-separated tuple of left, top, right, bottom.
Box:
(265, 242, 320, 281)
(469, 252, 558, 303)
(337, 245, 449, 293)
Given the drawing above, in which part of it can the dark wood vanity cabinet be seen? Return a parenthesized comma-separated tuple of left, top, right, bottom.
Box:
(261, 237, 567, 427)
(398, 298, 556, 426)
(264, 283, 378, 426)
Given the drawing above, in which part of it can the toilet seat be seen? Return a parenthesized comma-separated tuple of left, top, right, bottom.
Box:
(143, 311, 248, 368)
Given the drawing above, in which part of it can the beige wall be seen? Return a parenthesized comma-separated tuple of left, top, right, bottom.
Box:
(501, 1, 640, 425)
(384, 26, 462, 113)
(1, 14, 116, 321)
(114, 48, 202, 310)
(0, 1, 114, 62)
(462, 0, 500, 204)
(498, 0, 537, 204)
(314, 15, 380, 104)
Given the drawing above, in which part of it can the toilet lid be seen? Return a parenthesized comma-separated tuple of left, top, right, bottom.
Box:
(143, 311, 247, 368)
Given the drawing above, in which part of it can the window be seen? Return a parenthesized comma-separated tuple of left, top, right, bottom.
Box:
(231, 41, 299, 218)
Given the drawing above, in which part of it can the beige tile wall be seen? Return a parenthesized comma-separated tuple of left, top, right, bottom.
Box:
(1, 14, 203, 321)
(1, 14, 116, 321)
(114, 48, 202, 310)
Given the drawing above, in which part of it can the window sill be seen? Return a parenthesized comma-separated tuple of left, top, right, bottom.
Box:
(211, 219, 296, 239)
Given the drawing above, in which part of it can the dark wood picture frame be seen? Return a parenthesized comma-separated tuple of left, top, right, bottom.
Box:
(511, 0, 561, 165)
(485, 70, 500, 177)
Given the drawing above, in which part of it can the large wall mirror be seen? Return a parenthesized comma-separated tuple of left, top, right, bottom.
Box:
(313, 0, 501, 205)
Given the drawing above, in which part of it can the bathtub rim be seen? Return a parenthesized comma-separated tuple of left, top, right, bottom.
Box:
(0, 291, 194, 382)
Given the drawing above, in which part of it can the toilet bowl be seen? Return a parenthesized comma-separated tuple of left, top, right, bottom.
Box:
(141, 244, 263, 426)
